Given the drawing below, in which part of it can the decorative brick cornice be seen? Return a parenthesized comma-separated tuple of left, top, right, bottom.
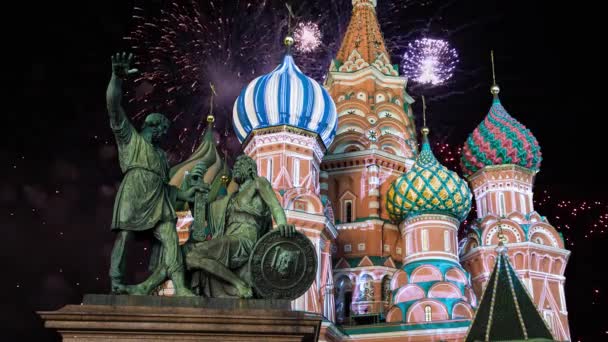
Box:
(243, 126, 326, 162)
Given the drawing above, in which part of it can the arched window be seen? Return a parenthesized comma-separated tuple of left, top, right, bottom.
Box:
(266, 157, 273, 182)
(406, 232, 413, 254)
(293, 158, 300, 186)
(422, 229, 429, 251)
(357, 275, 374, 301)
(382, 276, 391, 302)
(424, 305, 432, 322)
(335, 276, 353, 324)
(444, 230, 451, 252)
(345, 200, 353, 223)
(519, 193, 527, 213)
(498, 192, 506, 216)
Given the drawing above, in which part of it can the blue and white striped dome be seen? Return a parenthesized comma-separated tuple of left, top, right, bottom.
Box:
(232, 54, 338, 147)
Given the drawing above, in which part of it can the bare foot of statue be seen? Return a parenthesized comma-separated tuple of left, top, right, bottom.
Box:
(235, 281, 253, 298)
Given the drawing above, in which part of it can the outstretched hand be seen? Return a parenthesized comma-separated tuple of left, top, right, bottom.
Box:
(111, 52, 139, 79)
(277, 224, 296, 238)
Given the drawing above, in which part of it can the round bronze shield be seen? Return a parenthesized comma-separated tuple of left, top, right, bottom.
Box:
(248, 230, 317, 299)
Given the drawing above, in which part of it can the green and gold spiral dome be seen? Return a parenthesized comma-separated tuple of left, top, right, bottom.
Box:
(386, 128, 472, 222)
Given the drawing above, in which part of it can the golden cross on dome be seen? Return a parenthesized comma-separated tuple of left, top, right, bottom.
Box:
(286, 3, 295, 35)
(490, 50, 500, 95)
(491, 50, 496, 85)
(421, 95, 429, 135)
(207, 83, 217, 124)
(284, 3, 296, 48)
(422, 95, 427, 128)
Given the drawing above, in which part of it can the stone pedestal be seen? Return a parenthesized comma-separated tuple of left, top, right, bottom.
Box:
(38, 294, 322, 341)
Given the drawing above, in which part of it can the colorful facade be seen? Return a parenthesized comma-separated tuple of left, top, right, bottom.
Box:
(459, 87, 571, 341)
(161, 0, 571, 340)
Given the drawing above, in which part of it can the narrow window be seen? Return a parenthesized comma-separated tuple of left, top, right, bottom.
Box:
(293, 158, 300, 186)
(345, 200, 353, 223)
(444, 230, 451, 252)
(422, 229, 429, 251)
(266, 158, 273, 182)
(519, 193, 527, 213)
(498, 192, 506, 216)
(425, 306, 432, 322)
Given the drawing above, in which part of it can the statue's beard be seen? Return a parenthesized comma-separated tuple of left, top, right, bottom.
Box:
(233, 171, 244, 184)
(142, 127, 163, 144)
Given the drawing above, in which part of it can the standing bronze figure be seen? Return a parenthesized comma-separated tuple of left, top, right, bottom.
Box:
(106, 52, 206, 296)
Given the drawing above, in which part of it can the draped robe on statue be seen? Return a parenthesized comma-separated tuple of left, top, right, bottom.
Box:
(111, 118, 178, 231)
(184, 186, 272, 297)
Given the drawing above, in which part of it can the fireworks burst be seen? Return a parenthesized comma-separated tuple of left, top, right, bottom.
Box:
(402, 38, 459, 85)
(122, 0, 353, 161)
(432, 141, 608, 246)
(294, 21, 322, 53)
(122, 0, 484, 161)
(124, 0, 287, 161)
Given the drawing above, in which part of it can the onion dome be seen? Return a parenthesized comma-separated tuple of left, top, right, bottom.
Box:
(232, 48, 338, 148)
(386, 128, 472, 222)
(461, 86, 542, 177)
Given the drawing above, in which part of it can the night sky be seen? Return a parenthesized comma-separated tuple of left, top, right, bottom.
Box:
(3, 0, 605, 340)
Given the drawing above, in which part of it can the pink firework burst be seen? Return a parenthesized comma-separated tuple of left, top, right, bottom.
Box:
(402, 38, 459, 85)
(294, 22, 322, 53)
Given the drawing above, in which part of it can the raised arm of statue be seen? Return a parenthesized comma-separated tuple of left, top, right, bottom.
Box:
(106, 52, 138, 134)
(256, 176, 296, 238)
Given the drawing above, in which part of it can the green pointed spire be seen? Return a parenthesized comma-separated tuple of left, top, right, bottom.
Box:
(465, 247, 555, 342)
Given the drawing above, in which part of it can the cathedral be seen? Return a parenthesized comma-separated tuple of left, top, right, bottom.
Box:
(169, 0, 571, 340)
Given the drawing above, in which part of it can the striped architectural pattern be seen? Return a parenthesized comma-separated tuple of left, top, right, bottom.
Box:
(232, 54, 338, 147)
(461, 96, 542, 176)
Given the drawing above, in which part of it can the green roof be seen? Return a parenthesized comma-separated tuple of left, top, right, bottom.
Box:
(465, 246, 555, 342)
(334, 256, 402, 269)
(341, 319, 470, 335)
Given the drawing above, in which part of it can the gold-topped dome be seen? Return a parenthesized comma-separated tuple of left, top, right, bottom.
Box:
(386, 129, 472, 222)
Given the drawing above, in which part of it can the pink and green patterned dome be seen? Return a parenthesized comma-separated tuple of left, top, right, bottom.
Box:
(461, 93, 542, 176)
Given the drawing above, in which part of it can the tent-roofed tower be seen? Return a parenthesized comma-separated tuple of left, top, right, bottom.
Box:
(465, 243, 555, 342)
(323, 0, 417, 322)
(459, 54, 571, 341)
(334, 0, 393, 72)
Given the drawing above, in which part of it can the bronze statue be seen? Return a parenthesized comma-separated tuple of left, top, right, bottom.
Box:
(106, 52, 207, 296)
(105, 52, 315, 300)
(184, 155, 296, 298)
